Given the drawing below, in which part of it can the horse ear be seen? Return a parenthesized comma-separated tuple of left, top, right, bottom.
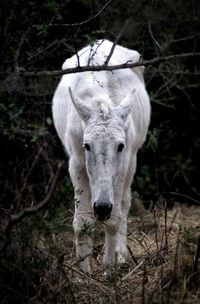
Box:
(69, 87, 92, 122)
(113, 89, 135, 121)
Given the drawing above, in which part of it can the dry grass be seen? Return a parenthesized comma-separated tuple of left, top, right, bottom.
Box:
(1, 202, 200, 303)
(30, 202, 200, 304)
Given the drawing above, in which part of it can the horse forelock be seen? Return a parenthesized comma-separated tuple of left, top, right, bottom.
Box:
(92, 98, 111, 120)
(84, 113, 125, 143)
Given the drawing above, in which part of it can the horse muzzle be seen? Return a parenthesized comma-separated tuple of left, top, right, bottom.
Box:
(93, 201, 113, 221)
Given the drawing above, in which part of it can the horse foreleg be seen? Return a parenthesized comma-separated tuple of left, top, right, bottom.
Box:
(73, 212, 93, 273)
(70, 159, 93, 273)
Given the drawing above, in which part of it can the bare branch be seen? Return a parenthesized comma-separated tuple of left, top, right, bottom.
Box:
(104, 18, 131, 65)
(0, 161, 65, 252)
(17, 51, 200, 78)
(87, 39, 105, 66)
(155, 191, 200, 205)
(33, 0, 112, 29)
(14, 147, 43, 212)
(193, 237, 200, 273)
(167, 31, 200, 47)
(14, 31, 27, 73)
(148, 21, 162, 55)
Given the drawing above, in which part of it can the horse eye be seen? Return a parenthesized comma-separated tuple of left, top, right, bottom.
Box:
(118, 143, 124, 152)
(84, 143, 91, 151)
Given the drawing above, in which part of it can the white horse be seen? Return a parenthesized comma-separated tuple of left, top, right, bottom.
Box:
(52, 39, 151, 272)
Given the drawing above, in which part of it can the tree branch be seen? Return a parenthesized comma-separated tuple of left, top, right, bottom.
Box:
(18, 52, 200, 78)
(33, 0, 112, 29)
(0, 161, 65, 252)
(147, 21, 162, 55)
(104, 18, 131, 65)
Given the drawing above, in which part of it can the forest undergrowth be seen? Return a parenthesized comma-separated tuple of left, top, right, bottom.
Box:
(1, 195, 200, 304)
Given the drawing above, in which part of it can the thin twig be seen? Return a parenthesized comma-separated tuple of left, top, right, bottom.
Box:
(173, 226, 181, 280)
(153, 205, 159, 257)
(87, 39, 105, 66)
(127, 244, 139, 265)
(168, 209, 178, 234)
(14, 31, 28, 73)
(64, 261, 113, 293)
(14, 147, 43, 211)
(142, 262, 147, 304)
(156, 191, 200, 205)
(193, 237, 200, 273)
(181, 170, 200, 197)
(122, 261, 144, 281)
(104, 18, 131, 65)
(33, 0, 112, 29)
(164, 201, 168, 253)
(148, 21, 162, 55)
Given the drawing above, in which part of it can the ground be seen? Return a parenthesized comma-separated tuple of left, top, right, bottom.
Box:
(1, 193, 200, 303)
(31, 201, 200, 304)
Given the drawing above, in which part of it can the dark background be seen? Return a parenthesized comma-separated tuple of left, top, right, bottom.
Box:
(0, 0, 200, 302)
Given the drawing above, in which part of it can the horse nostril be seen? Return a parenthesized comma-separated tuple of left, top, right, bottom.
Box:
(93, 202, 113, 221)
